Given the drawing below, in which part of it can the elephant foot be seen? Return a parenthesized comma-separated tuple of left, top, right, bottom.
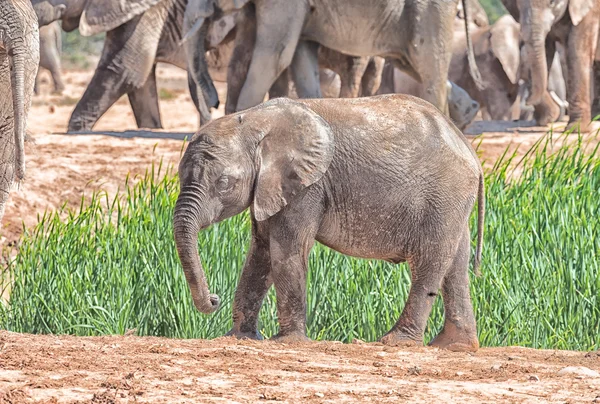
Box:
(271, 331, 310, 344)
(429, 322, 479, 352)
(225, 329, 263, 340)
(566, 114, 592, 133)
(379, 330, 422, 348)
(52, 88, 64, 96)
(533, 93, 561, 126)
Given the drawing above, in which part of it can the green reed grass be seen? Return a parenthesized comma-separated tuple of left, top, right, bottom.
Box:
(1, 132, 598, 350)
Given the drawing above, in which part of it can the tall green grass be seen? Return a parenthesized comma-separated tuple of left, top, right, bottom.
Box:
(1, 134, 599, 350)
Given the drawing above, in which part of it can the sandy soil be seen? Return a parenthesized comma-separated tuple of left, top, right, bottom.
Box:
(0, 331, 599, 403)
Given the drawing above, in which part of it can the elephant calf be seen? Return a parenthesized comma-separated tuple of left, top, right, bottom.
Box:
(174, 95, 485, 352)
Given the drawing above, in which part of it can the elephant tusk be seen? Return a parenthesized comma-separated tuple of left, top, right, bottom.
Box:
(180, 18, 204, 46)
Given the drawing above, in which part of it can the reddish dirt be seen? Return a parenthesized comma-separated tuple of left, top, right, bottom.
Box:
(0, 331, 599, 403)
(1, 66, 600, 402)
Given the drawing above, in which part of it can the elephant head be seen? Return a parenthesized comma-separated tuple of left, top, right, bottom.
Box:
(0, 0, 40, 183)
(518, 0, 595, 106)
(173, 98, 333, 313)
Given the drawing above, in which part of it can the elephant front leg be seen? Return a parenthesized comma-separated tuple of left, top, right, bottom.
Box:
(267, 212, 319, 343)
(228, 220, 273, 340)
(128, 64, 162, 129)
(565, 13, 599, 130)
(235, 1, 308, 112)
(290, 40, 322, 99)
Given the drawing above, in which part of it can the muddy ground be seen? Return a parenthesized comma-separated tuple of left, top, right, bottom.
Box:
(1, 65, 599, 403)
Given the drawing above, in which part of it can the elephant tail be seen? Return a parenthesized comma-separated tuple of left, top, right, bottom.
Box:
(473, 172, 485, 276)
(462, 0, 485, 91)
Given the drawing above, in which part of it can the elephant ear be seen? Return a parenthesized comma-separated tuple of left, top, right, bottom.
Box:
(252, 99, 334, 222)
(79, 0, 163, 36)
(569, 0, 594, 26)
(490, 15, 520, 85)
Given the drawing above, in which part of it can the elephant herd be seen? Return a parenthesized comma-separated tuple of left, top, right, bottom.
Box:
(0, 0, 599, 349)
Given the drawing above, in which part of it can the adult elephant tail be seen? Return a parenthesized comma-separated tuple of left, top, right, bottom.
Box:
(462, 0, 485, 91)
(473, 173, 485, 276)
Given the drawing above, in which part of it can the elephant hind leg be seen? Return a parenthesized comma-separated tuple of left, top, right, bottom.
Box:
(429, 226, 479, 352)
(128, 64, 162, 129)
(379, 240, 455, 348)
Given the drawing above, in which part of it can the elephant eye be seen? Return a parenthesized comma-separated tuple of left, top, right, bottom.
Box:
(216, 176, 230, 191)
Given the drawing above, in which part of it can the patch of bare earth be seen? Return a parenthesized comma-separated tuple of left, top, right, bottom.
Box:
(0, 331, 599, 403)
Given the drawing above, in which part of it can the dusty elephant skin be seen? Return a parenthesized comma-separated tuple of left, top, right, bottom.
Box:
(0, 0, 40, 222)
(183, 0, 483, 118)
(501, 0, 600, 129)
(173, 95, 485, 352)
(31, 0, 207, 131)
(35, 21, 64, 95)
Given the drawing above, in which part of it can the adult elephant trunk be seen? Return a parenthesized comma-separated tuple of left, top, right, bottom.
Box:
(173, 190, 220, 314)
(7, 37, 27, 181)
(521, 10, 548, 106)
(183, 16, 219, 125)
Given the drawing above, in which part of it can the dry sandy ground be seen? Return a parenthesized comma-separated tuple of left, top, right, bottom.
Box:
(0, 331, 599, 403)
(1, 66, 599, 403)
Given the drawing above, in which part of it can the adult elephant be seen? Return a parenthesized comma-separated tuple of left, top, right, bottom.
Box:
(183, 0, 483, 117)
(0, 0, 40, 221)
(501, 0, 600, 128)
(35, 21, 65, 95)
(31, 0, 234, 131)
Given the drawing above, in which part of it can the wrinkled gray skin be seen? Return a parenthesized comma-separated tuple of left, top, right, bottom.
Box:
(184, 0, 484, 118)
(0, 0, 40, 221)
(519, 51, 568, 121)
(501, 0, 600, 129)
(450, 15, 520, 120)
(174, 95, 485, 351)
(378, 64, 479, 130)
(31, 0, 214, 131)
(35, 21, 64, 95)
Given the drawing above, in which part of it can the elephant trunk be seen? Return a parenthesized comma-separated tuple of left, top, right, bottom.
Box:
(522, 12, 548, 106)
(183, 16, 219, 125)
(7, 36, 27, 181)
(173, 190, 220, 314)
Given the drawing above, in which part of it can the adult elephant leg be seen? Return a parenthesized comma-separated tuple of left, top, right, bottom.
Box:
(361, 57, 385, 96)
(225, 5, 256, 114)
(68, 9, 163, 131)
(564, 14, 599, 129)
(268, 69, 290, 99)
(128, 64, 162, 129)
(319, 47, 367, 98)
(593, 60, 600, 118)
(227, 219, 273, 339)
(235, 1, 308, 112)
(290, 40, 321, 99)
(429, 226, 479, 352)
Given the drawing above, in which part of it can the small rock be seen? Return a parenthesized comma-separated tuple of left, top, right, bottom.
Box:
(508, 355, 524, 361)
(352, 338, 365, 345)
(408, 366, 422, 375)
(529, 375, 540, 382)
(455, 371, 465, 376)
(314, 392, 324, 398)
(48, 105, 56, 114)
(491, 364, 502, 372)
(558, 366, 600, 379)
(373, 361, 385, 367)
(592, 395, 600, 403)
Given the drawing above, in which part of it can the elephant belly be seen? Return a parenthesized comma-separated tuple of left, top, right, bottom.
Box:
(302, 0, 406, 57)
